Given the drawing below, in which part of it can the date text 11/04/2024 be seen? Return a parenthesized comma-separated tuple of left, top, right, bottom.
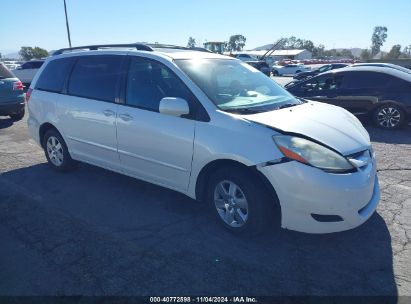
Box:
(149, 297, 258, 303)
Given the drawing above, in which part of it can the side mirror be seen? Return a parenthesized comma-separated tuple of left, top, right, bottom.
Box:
(159, 97, 190, 117)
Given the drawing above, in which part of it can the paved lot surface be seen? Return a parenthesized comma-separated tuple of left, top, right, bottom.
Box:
(0, 111, 410, 297)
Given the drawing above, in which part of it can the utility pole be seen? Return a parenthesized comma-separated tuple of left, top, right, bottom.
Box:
(63, 0, 72, 47)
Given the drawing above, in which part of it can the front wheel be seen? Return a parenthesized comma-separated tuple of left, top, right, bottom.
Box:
(272, 70, 279, 76)
(207, 167, 276, 235)
(43, 129, 75, 171)
(373, 104, 405, 129)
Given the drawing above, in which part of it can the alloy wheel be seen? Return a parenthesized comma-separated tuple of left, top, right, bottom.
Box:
(46, 136, 64, 166)
(377, 107, 401, 128)
(214, 180, 249, 228)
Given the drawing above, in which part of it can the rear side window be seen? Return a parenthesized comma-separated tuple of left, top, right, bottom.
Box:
(36, 58, 74, 93)
(68, 55, 123, 102)
(344, 72, 393, 89)
(0, 63, 15, 78)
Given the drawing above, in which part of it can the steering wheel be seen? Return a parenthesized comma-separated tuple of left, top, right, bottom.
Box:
(228, 80, 247, 97)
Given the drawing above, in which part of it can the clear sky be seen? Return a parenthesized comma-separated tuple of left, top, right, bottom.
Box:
(0, 0, 410, 53)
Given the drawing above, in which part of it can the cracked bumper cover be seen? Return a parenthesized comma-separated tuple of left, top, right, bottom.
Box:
(257, 158, 380, 233)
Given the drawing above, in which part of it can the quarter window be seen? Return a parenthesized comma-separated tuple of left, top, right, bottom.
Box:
(36, 58, 74, 93)
(68, 56, 123, 102)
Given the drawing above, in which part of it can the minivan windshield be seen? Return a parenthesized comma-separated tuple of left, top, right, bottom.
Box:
(175, 59, 302, 114)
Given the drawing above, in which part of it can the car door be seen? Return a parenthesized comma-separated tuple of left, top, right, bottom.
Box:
(337, 71, 393, 115)
(116, 56, 196, 191)
(59, 55, 123, 171)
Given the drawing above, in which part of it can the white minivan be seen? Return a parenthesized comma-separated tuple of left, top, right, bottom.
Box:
(27, 44, 380, 234)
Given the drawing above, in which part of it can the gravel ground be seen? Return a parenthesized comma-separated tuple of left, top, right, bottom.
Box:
(0, 111, 410, 298)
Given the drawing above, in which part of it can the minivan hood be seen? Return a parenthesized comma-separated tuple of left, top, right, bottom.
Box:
(243, 101, 370, 155)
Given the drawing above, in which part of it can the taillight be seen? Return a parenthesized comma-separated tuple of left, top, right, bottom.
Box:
(13, 81, 24, 91)
(26, 88, 33, 102)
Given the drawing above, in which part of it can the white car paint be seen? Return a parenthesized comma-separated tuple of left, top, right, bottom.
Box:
(272, 64, 310, 76)
(27, 48, 379, 234)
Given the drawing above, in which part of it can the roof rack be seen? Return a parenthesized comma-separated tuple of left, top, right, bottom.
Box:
(145, 44, 191, 50)
(52, 43, 153, 56)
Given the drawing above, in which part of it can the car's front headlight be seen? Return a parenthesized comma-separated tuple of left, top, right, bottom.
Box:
(273, 135, 355, 173)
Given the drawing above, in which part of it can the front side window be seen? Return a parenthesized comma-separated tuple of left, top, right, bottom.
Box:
(126, 57, 193, 112)
(68, 55, 123, 102)
(175, 59, 300, 113)
(301, 75, 344, 92)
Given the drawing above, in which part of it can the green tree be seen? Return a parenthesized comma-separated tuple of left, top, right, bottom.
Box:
(187, 37, 196, 48)
(360, 49, 372, 61)
(312, 44, 325, 58)
(386, 44, 402, 59)
(340, 49, 354, 59)
(371, 26, 388, 57)
(227, 34, 246, 52)
(19, 46, 49, 60)
(402, 45, 411, 58)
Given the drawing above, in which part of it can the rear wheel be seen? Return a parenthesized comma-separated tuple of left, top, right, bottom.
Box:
(207, 166, 276, 235)
(9, 108, 25, 121)
(43, 129, 75, 171)
(272, 70, 279, 76)
(373, 104, 404, 129)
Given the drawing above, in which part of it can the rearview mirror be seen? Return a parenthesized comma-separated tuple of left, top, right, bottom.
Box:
(159, 97, 189, 117)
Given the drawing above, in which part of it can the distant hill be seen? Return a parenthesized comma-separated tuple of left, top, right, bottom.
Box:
(334, 48, 363, 58)
(0, 51, 20, 59)
(252, 45, 364, 58)
(252, 44, 275, 51)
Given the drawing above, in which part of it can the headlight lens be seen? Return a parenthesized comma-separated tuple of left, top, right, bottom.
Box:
(273, 135, 355, 172)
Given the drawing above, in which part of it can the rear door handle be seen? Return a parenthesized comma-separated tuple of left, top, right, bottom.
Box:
(119, 113, 133, 121)
(103, 109, 115, 117)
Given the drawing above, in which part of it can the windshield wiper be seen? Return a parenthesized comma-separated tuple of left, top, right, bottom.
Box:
(223, 107, 261, 114)
(277, 103, 299, 109)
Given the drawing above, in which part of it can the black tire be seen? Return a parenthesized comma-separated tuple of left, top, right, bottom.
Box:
(43, 129, 75, 171)
(373, 104, 405, 129)
(272, 70, 279, 76)
(207, 166, 276, 235)
(295, 70, 301, 74)
(9, 109, 25, 121)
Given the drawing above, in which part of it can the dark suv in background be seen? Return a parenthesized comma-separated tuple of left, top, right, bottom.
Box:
(287, 66, 411, 129)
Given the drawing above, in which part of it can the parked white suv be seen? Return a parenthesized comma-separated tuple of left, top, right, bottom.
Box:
(27, 44, 380, 234)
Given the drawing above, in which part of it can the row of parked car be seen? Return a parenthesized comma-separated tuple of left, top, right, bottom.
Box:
(284, 62, 411, 129)
(1, 43, 409, 235)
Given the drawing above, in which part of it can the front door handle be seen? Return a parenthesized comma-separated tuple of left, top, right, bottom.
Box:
(119, 113, 133, 121)
(103, 109, 115, 117)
